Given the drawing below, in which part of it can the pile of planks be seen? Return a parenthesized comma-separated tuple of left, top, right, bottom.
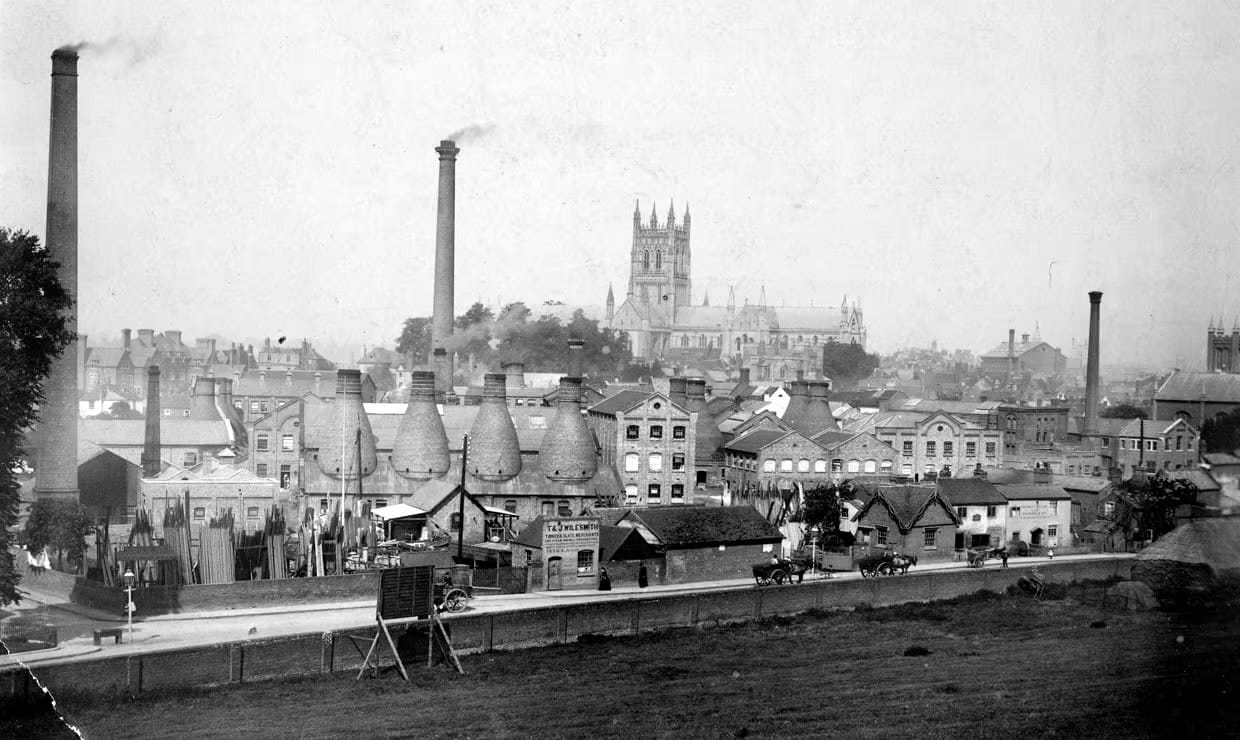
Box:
(162, 502, 196, 586)
(264, 505, 288, 579)
(126, 509, 157, 584)
(198, 509, 236, 584)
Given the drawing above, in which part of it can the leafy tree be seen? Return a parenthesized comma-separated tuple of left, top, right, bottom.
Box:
(821, 341, 880, 388)
(395, 316, 431, 361)
(455, 301, 494, 330)
(1118, 473, 1200, 541)
(100, 400, 143, 420)
(1, 228, 76, 604)
(1101, 403, 1148, 420)
(801, 480, 860, 534)
(23, 499, 93, 572)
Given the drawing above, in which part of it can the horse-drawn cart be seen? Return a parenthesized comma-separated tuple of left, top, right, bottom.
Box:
(856, 551, 917, 578)
(751, 557, 812, 587)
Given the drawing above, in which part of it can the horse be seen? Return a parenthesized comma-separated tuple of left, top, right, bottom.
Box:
(891, 553, 917, 574)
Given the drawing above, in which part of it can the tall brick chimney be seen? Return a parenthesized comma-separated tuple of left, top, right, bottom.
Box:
(391, 370, 450, 479)
(141, 366, 161, 477)
(1084, 291, 1103, 435)
(35, 48, 80, 501)
(431, 140, 459, 370)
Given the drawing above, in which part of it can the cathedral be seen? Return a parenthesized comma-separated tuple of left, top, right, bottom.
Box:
(605, 201, 866, 380)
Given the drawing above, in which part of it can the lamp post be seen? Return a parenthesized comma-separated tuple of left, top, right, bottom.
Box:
(122, 568, 136, 644)
(809, 526, 821, 578)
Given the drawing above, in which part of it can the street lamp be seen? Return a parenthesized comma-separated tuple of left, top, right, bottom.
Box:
(122, 568, 136, 644)
(809, 526, 821, 577)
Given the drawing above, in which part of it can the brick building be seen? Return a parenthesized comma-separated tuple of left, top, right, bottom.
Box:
(852, 485, 959, 562)
(1075, 417, 1200, 478)
(847, 410, 1003, 480)
(586, 389, 695, 506)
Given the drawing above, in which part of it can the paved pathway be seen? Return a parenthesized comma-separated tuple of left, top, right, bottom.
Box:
(1, 552, 1131, 670)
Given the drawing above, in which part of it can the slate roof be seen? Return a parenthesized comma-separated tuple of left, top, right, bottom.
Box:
(937, 478, 1006, 505)
(1156, 371, 1240, 403)
(86, 347, 128, 367)
(622, 506, 783, 547)
(809, 430, 859, 448)
(1053, 475, 1111, 493)
(588, 389, 655, 416)
(724, 428, 790, 454)
(854, 486, 958, 532)
(1135, 518, 1240, 569)
(80, 418, 232, 447)
(1203, 452, 1240, 467)
(980, 340, 1059, 359)
(993, 483, 1072, 501)
(233, 368, 338, 397)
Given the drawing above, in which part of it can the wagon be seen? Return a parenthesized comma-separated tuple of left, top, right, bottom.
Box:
(434, 576, 471, 613)
(751, 558, 810, 587)
(856, 553, 895, 578)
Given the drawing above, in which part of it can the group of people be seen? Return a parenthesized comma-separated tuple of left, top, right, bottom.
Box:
(597, 561, 648, 591)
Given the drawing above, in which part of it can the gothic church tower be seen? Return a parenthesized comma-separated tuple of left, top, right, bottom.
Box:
(628, 200, 691, 323)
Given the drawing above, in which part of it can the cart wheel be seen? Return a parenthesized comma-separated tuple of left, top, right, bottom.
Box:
(440, 588, 464, 612)
(877, 562, 894, 576)
(771, 569, 788, 585)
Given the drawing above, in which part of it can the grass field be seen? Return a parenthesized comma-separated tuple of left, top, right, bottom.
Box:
(7, 585, 1239, 739)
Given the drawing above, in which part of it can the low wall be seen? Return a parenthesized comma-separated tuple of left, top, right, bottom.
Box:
(2, 558, 1131, 700)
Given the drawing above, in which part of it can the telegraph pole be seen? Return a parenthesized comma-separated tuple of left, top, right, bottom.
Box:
(457, 435, 469, 559)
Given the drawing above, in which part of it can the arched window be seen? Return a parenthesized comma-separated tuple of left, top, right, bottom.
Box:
(880, 460, 893, 471)
(681, 335, 689, 348)
(797, 459, 810, 472)
(814, 459, 827, 473)
(780, 459, 793, 472)
(643, 251, 650, 269)
(1005, 414, 1017, 431)
(831, 459, 844, 472)
(863, 459, 877, 473)
(655, 251, 662, 269)
(847, 459, 860, 473)
(763, 459, 776, 472)
(624, 453, 639, 472)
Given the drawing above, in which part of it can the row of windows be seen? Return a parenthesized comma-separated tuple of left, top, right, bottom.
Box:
(255, 463, 294, 488)
(899, 440, 995, 457)
(256, 433, 296, 452)
(871, 525, 941, 549)
(624, 453, 686, 472)
(955, 506, 1000, 519)
(624, 484, 685, 500)
(625, 424, 686, 440)
(1116, 436, 1192, 452)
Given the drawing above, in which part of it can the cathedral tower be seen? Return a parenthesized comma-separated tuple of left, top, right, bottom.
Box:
(629, 199, 691, 323)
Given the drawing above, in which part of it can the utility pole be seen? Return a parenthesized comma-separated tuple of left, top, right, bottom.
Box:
(457, 435, 469, 559)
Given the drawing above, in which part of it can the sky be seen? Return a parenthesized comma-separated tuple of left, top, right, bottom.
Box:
(2, 1, 1238, 369)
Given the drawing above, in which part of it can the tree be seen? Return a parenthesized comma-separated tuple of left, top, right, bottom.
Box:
(821, 341, 880, 388)
(395, 316, 432, 361)
(1101, 403, 1148, 420)
(455, 301, 494, 330)
(100, 400, 143, 420)
(0, 228, 76, 605)
(1201, 409, 1240, 454)
(23, 499, 93, 572)
(1119, 473, 1200, 541)
(800, 481, 860, 549)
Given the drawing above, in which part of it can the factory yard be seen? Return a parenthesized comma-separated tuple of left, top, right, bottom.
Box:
(8, 585, 1239, 739)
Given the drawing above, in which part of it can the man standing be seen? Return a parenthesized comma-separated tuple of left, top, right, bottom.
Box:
(637, 562, 649, 589)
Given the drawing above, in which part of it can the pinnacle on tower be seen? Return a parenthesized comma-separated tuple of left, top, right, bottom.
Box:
(667, 199, 676, 226)
(727, 285, 736, 310)
(759, 284, 767, 307)
(702, 288, 710, 307)
(1209, 316, 1215, 331)
(606, 283, 615, 305)
(650, 201, 659, 228)
(633, 199, 641, 221)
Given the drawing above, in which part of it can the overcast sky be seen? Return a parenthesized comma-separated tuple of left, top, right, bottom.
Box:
(2, 2, 1237, 368)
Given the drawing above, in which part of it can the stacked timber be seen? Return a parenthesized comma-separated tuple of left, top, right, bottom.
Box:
(162, 503, 194, 586)
(264, 505, 288, 580)
(198, 509, 236, 584)
(127, 509, 156, 584)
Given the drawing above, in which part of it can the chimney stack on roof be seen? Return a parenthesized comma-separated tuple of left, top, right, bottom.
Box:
(468, 373, 522, 482)
(503, 362, 525, 390)
(669, 376, 688, 409)
(122, 328, 131, 350)
(431, 140, 459, 372)
(687, 377, 724, 469)
(391, 370, 450, 479)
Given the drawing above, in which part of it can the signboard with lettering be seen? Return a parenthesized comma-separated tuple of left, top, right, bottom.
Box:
(541, 517, 601, 591)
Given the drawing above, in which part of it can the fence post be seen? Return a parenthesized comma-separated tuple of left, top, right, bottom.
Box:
(485, 614, 495, 652)
(126, 655, 142, 694)
(321, 633, 334, 674)
(752, 588, 762, 620)
(230, 645, 243, 683)
(557, 609, 569, 644)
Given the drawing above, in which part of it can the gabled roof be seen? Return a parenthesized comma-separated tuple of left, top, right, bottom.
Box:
(854, 486, 958, 533)
(724, 428, 792, 454)
(621, 506, 782, 548)
(1156, 371, 1240, 404)
(980, 339, 1061, 360)
(587, 389, 656, 416)
(809, 430, 861, 448)
(937, 478, 1006, 505)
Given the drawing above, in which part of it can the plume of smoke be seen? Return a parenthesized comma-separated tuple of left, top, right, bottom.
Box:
(445, 123, 495, 144)
(57, 35, 162, 67)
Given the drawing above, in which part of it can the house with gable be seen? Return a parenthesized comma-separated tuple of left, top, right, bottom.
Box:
(852, 485, 959, 562)
(612, 505, 784, 584)
(937, 477, 1007, 551)
(586, 389, 695, 506)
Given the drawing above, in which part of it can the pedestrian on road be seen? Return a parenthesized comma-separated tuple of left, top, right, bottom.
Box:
(1047, 548, 1055, 560)
(598, 568, 612, 591)
(1001, 549, 1009, 568)
(638, 562, 649, 589)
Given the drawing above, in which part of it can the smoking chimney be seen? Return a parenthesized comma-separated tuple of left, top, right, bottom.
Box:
(35, 48, 80, 501)
(391, 370, 450, 479)
(503, 362, 525, 390)
(1084, 291, 1103, 435)
(141, 366, 161, 477)
(433, 348, 450, 401)
(122, 328, 131, 350)
(431, 140, 460, 370)
(316, 369, 378, 479)
(467, 373, 522, 482)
